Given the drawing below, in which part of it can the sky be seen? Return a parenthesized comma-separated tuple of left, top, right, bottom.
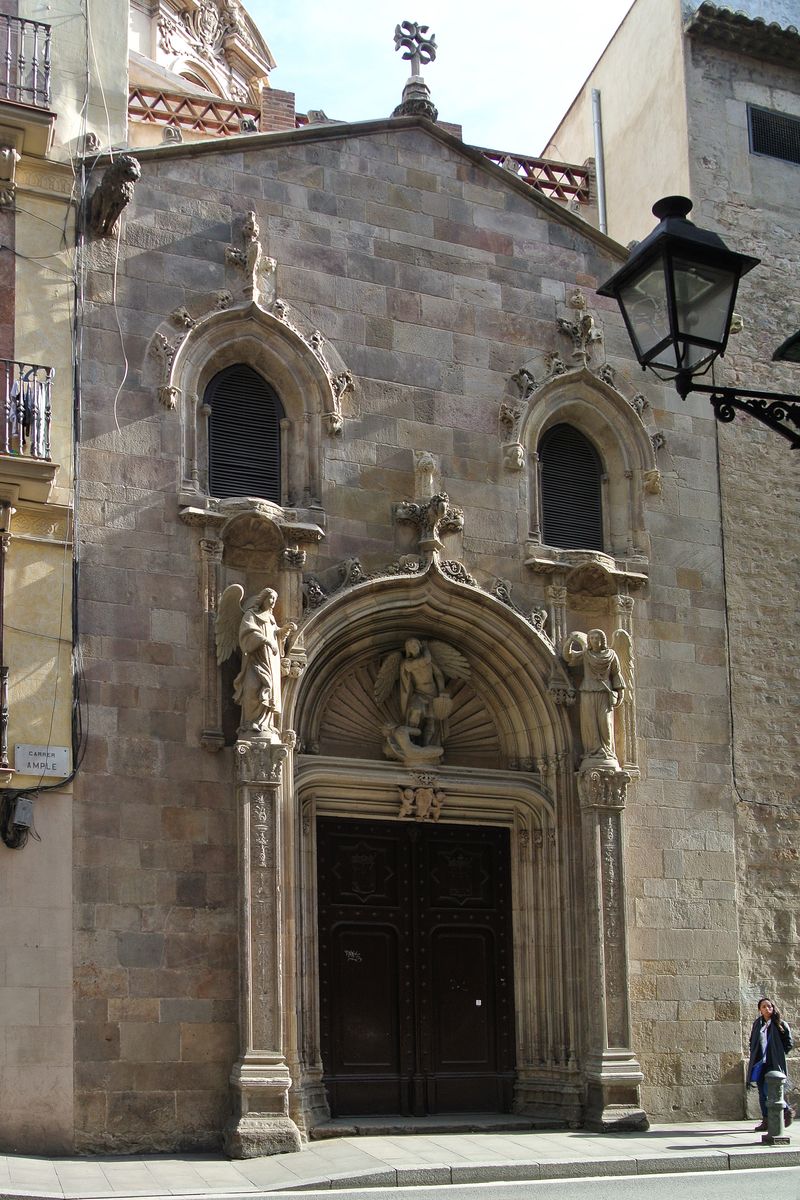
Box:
(246, 0, 635, 158)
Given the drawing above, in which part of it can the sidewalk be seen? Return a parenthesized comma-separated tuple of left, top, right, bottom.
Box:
(1, 1120, 798, 1198)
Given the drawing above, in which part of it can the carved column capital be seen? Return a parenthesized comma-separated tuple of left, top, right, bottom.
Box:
(235, 739, 289, 785)
(200, 537, 224, 562)
(578, 766, 631, 811)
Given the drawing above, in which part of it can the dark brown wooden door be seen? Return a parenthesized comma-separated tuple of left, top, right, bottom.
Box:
(317, 817, 515, 1116)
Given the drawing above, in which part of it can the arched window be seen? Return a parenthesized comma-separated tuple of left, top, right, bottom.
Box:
(206, 364, 284, 501)
(539, 423, 603, 550)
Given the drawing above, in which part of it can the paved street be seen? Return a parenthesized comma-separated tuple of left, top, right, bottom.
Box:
(261, 1167, 800, 1199)
(0, 1121, 797, 1199)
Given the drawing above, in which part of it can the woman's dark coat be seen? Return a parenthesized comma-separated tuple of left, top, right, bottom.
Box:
(747, 1016, 793, 1083)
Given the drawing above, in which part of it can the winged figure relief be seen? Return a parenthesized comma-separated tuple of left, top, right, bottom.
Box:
(374, 637, 470, 763)
(561, 627, 627, 768)
(215, 585, 296, 741)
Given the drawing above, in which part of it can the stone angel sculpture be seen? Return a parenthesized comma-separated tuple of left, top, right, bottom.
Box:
(374, 637, 470, 763)
(216, 586, 297, 741)
(562, 628, 628, 769)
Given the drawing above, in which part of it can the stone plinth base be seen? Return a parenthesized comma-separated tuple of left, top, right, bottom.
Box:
(584, 1081, 649, 1132)
(224, 1113, 302, 1158)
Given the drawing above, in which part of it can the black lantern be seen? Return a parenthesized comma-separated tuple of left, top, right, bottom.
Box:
(598, 196, 800, 448)
(597, 196, 759, 393)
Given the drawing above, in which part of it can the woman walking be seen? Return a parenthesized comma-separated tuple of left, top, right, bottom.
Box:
(747, 997, 794, 1131)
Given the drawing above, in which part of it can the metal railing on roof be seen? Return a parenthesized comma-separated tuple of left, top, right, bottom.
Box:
(128, 87, 261, 137)
(476, 147, 591, 204)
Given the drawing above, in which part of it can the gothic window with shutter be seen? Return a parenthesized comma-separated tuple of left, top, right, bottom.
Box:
(539, 423, 604, 551)
(205, 364, 284, 502)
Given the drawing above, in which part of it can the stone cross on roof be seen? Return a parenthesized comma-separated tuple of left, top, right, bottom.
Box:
(392, 20, 439, 121)
(394, 20, 437, 76)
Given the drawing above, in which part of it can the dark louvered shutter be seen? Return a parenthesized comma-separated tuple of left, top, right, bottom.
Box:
(539, 423, 603, 550)
(206, 365, 283, 501)
(749, 105, 800, 167)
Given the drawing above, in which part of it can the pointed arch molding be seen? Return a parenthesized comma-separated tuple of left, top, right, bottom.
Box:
(516, 367, 660, 579)
(154, 298, 353, 510)
(285, 559, 574, 772)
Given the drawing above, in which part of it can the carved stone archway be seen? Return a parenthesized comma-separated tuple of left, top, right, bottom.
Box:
(219, 562, 646, 1154)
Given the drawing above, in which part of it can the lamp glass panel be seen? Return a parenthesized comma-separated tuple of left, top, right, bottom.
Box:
(672, 257, 737, 349)
(618, 261, 670, 359)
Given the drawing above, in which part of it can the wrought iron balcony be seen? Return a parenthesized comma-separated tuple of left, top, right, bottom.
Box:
(0, 15, 51, 109)
(0, 360, 53, 461)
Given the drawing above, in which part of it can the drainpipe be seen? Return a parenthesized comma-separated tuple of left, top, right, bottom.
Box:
(592, 88, 608, 236)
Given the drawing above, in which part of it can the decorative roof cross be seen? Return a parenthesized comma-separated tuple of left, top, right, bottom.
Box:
(394, 20, 437, 76)
(392, 20, 439, 121)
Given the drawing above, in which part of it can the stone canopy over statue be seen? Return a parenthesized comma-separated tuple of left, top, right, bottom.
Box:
(374, 637, 470, 765)
(216, 585, 297, 742)
(562, 628, 626, 769)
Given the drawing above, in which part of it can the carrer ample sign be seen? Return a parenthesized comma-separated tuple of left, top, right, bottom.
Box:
(14, 744, 70, 776)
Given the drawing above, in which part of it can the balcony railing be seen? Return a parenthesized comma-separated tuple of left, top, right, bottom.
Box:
(0, 360, 53, 461)
(128, 87, 261, 137)
(0, 15, 51, 109)
(476, 147, 591, 204)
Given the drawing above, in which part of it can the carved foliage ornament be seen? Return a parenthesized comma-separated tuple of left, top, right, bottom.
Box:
(394, 491, 464, 549)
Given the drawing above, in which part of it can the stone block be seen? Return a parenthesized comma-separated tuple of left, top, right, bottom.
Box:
(117, 932, 165, 969)
(120, 1021, 180, 1062)
(75, 1022, 120, 1062)
(180, 1021, 238, 1062)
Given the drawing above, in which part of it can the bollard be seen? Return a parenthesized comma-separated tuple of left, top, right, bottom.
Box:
(763, 1070, 790, 1145)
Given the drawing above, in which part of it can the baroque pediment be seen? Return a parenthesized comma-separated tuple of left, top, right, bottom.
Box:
(152, 0, 275, 103)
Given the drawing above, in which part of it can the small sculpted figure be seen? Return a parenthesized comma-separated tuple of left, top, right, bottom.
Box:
(374, 637, 470, 764)
(562, 628, 625, 766)
(216, 585, 297, 740)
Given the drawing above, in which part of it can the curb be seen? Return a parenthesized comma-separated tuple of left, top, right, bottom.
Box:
(3, 1146, 799, 1198)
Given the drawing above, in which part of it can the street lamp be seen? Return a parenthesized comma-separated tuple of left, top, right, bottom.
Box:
(597, 196, 800, 448)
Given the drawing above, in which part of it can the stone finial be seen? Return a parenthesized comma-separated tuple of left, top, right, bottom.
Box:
(392, 20, 438, 121)
(226, 210, 276, 306)
(394, 491, 463, 553)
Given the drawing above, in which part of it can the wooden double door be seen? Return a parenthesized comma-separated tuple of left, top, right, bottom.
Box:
(317, 816, 515, 1116)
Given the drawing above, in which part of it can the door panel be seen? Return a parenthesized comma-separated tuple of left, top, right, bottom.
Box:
(317, 817, 514, 1116)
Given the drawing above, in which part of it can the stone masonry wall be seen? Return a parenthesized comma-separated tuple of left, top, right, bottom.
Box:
(75, 121, 742, 1147)
(685, 37, 800, 1075)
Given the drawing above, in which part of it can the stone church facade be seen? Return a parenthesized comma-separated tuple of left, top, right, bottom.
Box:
(73, 110, 745, 1153)
(1, 0, 796, 1160)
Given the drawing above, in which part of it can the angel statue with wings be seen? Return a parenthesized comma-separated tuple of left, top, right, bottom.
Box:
(216, 586, 297, 741)
(374, 637, 470, 764)
(562, 628, 627, 768)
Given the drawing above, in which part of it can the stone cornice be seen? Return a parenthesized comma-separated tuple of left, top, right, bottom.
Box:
(83, 116, 628, 260)
(685, 3, 800, 70)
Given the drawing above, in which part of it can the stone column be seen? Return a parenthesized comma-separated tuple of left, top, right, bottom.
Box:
(281, 545, 306, 627)
(578, 766, 647, 1131)
(225, 738, 302, 1158)
(545, 580, 568, 648)
(612, 593, 638, 773)
(199, 537, 225, 752)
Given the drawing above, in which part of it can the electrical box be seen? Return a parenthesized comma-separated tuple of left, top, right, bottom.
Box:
(12, 797, 34, 828)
